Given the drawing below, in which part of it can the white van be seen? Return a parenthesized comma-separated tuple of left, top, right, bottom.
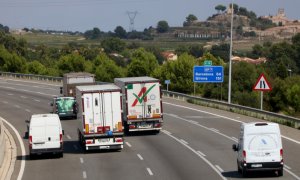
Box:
(232, 122, 283, 177)
(27, 114, 64, 158)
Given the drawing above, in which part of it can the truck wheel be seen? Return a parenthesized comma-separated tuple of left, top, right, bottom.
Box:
(29, 153, 35, 160)
(60, 152, 64, 158)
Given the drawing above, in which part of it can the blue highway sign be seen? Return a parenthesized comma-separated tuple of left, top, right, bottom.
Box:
(193, 66, 224, 83)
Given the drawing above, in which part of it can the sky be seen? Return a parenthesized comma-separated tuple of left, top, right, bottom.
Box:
(0, 0, 300, 32)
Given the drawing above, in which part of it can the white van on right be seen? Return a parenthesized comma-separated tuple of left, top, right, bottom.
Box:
(232, 122, 284, 177)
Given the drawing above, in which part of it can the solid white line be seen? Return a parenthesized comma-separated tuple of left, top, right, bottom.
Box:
(161, 130, 227, 180)
(25, 109, 31, 113)
(146, 168, 153, 176)
(197, 151, 206, 157)
(66, 135, 72, 140)
(180, 139, 188, 145)
(83, 171, 87, 179)
(215, 165, 224, 172)
(284, 164, 291, 170)
(125, 142, 132, 147)
(137, 154, 144, 160)
(284, 167, 300, 180)
(231, 137, 238, 142)
(210, 128, 219, 132)
(162, 130, 172, 135)
(0, 117, 26, 180)
(80, 157, 84, 164)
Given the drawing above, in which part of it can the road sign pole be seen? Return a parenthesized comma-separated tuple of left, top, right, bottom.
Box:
(260, 91, 263, 110)
(167, 84, 169, 91)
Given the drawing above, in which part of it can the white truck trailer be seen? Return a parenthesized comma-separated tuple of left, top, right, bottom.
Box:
(76, 84, 124, 151)
(114, 77, 163, 133)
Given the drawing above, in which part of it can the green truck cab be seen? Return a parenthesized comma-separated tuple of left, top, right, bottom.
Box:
(51, 97, 77, 119)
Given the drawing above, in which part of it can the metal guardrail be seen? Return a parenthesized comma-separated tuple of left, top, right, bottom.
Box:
(162, 90, 300, 129)
(0, 72, 62, 83)
(1, 71, 299, 129)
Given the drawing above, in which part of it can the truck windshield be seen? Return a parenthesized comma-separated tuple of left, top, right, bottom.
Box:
(56, 98, 75, 113)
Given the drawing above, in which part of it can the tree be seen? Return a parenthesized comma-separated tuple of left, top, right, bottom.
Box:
(114, 26, 127, 39)
(101, 37, 126, 53)
(157, 20, 169, 33)
(215, 5, 226, 14)
(84, 27, 102, 39)
(27, 60, 47, 75)
(184, 14, 198, 26)
(56, 53, 86, 75)
(127, 48, 158, 77)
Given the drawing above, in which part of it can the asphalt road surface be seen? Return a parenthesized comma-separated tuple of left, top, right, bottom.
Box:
(0, 78, 300, 180)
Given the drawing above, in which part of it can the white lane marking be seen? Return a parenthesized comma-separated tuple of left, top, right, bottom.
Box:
(66, 135, 72, 140)
(0, 86, 56, 97)
(146, 168, 154, 176)
(162, 130, 172, 135)
(14, 105, 20, 108)
(164, 103, 300, 179)
(197, 151, 206, 157)
(165, 113, 237, 143)
(284, 167, 300, 180)
(284, 164, 292, 170)
(25, 109, 31, 113)
(20, 96, 27, 99)
(1, 117, 26, 180)
(162, 130, 227, 180)
(215, 165, 224, 173)
(80, 157, 84, 164)
(33, 99, 40, 102)
(236, 117, 240, 119)
(210, 128, 219, 132)
(125, 142, 132, 148)
(189, 120, 199, 124)
(7, 93, 13, 96)
(2, 101, 8, 104)
(164, 103, 300, 145)
(231, 137, 238, 142)
(83, 171, 87, 179)
(180, 139, 188, 144)
(73, 145, 78, 150)
(137, 154, 144, 161)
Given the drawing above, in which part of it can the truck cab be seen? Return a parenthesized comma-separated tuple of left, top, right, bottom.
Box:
(51, 97, 77, 119)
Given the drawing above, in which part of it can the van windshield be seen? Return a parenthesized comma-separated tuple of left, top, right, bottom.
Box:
(246, 133, 279, 151)
(56, 98, 75, 113)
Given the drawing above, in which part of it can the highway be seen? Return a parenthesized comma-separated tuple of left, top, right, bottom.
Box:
(0, 77, 300, 180)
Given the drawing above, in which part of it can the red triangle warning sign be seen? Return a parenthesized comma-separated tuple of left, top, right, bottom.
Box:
(253, 73, 272, 91)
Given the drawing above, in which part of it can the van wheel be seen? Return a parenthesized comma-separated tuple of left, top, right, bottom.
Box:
(278, 169, 283, 176)
(242, 168, 248, 177)
(59, 152, 64, 158)
(237, 162, 242, 174)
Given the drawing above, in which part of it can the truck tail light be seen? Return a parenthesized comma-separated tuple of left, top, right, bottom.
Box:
(129, 125, 136, 129)
(60, 133, 63, 142)
(115, 138, 123, 142)
(154, 123, 161, 128)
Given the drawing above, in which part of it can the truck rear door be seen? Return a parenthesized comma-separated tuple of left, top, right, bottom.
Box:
(127, 82, 161, 120)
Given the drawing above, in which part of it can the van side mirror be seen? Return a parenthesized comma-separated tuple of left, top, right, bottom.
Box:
(25, 120, 30, 124)
(232, 144, 238, 151)
(62, 130, 65, 135)
(24, 132, 29, 139)
(60, 87, 63, 94)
